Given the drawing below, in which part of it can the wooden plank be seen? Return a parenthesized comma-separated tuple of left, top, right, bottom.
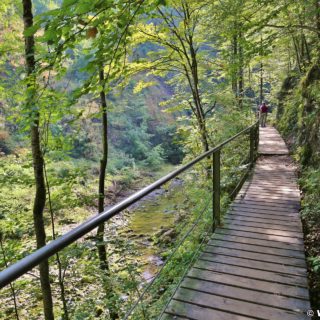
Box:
(212, 233, 305, 255)
(252, 171, 296, 176)
(229, 209, 300, 221)
(231, 203, 300, 215)
(253, 168, 295, 173)
(203, 245, 306, 268)
(252, 170, 296, 175)
(246, 178, 297, 185)
(226, 210, 302, 231)
(241, 183, 298, 190)
(200, 252, 307, 276)
(238, 195, 300, 204)
(237, 186, 298, 194)
(194, 259, 308, 287)
(236, 195, 300, 203)
(245, 180, 298, 188)
(216, 228, 304, 250)
(233, 198, 300, 209)
(250, 173, 296, 179)
(250, 176, 296, 182)
(181, 277, 309, 312)
(221, 225, 304, 243)
(208, 238, 306, 259)
(188, 268, 309, 300)
(237, 191, 300, 200)
(173, 288, 308, 320)
(164, 300, 254, 320)
(224, 216, 301, 232)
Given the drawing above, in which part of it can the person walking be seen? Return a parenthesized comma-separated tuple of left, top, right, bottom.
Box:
(259, 102, 268, 127)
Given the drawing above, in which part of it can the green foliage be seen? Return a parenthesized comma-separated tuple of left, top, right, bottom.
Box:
(2, 0, 320, 318)
(298, 166, 320, 309)
(142, 145, 164, 169)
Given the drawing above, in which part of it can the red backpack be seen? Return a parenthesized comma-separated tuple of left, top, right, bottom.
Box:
(260, 104, 268, 113)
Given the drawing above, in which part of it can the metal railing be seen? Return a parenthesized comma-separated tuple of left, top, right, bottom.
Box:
(0, 121, 259, 291)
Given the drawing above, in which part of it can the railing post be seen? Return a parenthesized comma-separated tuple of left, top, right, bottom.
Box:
(256, 121, 259, 153)
(249, 126, 255, 167)
(212, 150, 221, 232)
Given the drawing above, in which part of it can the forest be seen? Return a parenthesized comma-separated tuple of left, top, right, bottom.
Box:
(0, 0, 319, 319)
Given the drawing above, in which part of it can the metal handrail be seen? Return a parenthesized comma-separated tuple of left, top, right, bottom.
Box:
(0, 121, 259, 288)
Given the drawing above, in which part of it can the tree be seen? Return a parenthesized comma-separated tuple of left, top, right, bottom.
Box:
(22, 1, 54, 319)
(131, 0, 215, 153)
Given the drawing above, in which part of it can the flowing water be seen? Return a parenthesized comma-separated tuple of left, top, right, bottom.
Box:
(124, 179, 185, 281)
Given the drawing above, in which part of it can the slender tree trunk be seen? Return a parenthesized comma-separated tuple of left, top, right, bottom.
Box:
(96, 68, 109, 272)
(315, 0, 320, 58)
(0, 235, 20, 320)
(238, 30, 244, 108)
(22, 1, 54, 320)
(190, 44, 209, 152)
(302, 33, 311, 65)
(96, 68, 119, 320)
(292, 35, 302, 72)
(44, 163, 69, 320)
(232, 34, 238, 98)
(259, 62, 263, 105)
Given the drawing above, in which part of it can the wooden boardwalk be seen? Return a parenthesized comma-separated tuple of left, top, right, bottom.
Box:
(161, 126, 310, 320)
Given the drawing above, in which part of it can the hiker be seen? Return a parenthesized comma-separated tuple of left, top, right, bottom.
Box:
(259, 102, 268, 127)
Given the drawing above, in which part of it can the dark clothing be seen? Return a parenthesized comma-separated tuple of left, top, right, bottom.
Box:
(260, 105, 268, 113)
(259, 103, 268, 127)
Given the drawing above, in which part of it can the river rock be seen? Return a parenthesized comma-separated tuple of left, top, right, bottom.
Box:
(160, 228, 177, 244)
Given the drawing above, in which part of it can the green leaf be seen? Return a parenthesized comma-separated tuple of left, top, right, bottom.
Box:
(24, 23, 40, 37)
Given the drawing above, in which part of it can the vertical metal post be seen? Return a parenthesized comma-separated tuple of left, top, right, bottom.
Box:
(256, 122, 259, 153)
(212, 150, 221, 232)
(249, 127, 255, 167)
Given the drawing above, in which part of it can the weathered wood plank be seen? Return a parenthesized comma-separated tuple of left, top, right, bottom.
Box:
(233, 199, 300, 209)
(227, 211, 302, 225)
(181, 277, 309, 312)
(188, 268, 309, 303)
(208, 238, 306, 259)
(226, 213, 302, 229)
(194, 259, 308, 287)
(212, 233, 305, 255)
(230, 204, 300, 216)
(227, 208, 302, 222)
(174, 288, 308, 320)
(236, 196, 300, 206)
(237, 191, 300, 200)
(200, 252, 307, 276)
(164, 300, 254, 320)
(203, 245, 306, 267)
(221, 225, 304, 243)
(224, 216, 301, 232)
(216, 229, 304, 250)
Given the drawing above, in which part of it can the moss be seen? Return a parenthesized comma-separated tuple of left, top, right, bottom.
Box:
(277, 65, 320, 311)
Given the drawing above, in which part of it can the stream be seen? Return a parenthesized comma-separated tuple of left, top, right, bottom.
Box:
(118, 179, 185, 282)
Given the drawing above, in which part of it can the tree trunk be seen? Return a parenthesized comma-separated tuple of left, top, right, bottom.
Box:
(0, 235, 20, 320)
(188, 32, 209, 152)
(316, 0, 320, 58)
(232, 33, 238, 98)
(44, 164, 69, 320)
(22, 1, 54, 319)
(96, 68, 109, 272)
(259, 62, 263, 105)
(96, 68, 119, 320)
(238, 30, 244, 108)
